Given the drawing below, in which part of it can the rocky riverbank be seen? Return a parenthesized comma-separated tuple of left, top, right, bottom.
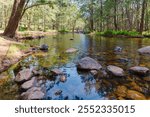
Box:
(13, 45, 150, 100)
(0, 33, 150, 100)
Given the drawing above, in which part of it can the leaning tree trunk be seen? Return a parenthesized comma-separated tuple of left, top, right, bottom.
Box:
(3, 0, 26, 38)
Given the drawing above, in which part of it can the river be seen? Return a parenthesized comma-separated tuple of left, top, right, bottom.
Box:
(0, 33, 150, 100)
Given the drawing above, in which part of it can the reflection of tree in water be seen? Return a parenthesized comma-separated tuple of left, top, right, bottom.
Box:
(95, 79, 113, 97)
(79, 71, 116, 98)
(80, 72, 96, 96)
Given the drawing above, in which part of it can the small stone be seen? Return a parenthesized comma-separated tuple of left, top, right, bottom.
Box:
(15, 69, 32, 83)
(107, 65, 125, 77)
(40, 44, 49, 51)
(51, 69, 63, 75)
(77, 57, 102, 70)
(138, 46, 150, 54)
(114, 46, 122, 52)
(65, 48, 78, 53)
(21, 77, 36, 90)
(129, 66, 149, 76)
(2, 59, 11, 67)
(32, 69, 42, 76)
(118, 58, 130, 63)
(55, 90, 62, 96)
(90, 70, 98, 76)
(70, 38, 74, 40)
(126, 90, 146, 100)
(59, 75, 67, 82)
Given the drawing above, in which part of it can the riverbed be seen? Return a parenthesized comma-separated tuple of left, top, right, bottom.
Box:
(0, 33, 150, 100)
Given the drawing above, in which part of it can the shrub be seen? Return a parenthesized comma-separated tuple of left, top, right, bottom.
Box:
(98, 30, 139, 37)
(58, 29, 69, 33)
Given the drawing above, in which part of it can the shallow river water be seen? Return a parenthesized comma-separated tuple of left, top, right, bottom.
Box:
(0, 33, 150, 100)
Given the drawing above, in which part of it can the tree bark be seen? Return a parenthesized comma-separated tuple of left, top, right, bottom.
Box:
(3, 0, 26, 38)
(139, 0, 147, 34)
(89, 0, 94, 31)
(114, 0, 118, 30)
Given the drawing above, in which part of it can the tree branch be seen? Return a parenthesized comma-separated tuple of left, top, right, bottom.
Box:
(24, 1, 52, 11)
(21, 1, 53, 19)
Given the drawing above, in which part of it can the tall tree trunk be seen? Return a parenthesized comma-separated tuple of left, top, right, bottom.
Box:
(114, 0, 118, 30)
(99, 0, 103, 32)
(139, 0, 146, 34)
(3, 0, 26, 38)
(89, 0, 94, 31)
(136, 0, 140, 32)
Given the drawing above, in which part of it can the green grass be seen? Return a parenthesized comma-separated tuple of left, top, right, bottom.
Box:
(142, 31, 150, 37)
(96, 30, 140, 37)
(58, 29, 69, 33)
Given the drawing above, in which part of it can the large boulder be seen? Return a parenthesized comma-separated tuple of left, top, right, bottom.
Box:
(77, 57, 102, 70)
(126, 90, 146, 100)
(21, 87, 44, 100)
(107, 65, 125, 77)
(21, 77, 36, 90)
(138, 46, 150, 54)
(129, 66, 149, 76)
(15, 69, 33, 83)
(65, 48, 78, 53)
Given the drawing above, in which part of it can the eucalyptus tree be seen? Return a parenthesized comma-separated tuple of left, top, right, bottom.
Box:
(3, 0, 54, 38)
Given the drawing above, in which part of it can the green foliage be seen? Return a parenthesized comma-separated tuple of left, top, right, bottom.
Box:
(58, 29, 69, 33)
(142, 31, 150, 37)
(96, 30, 140, 37)
(19, 26, 27, 32)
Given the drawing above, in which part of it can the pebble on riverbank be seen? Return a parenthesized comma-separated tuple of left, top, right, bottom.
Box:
(107, 65, 125, 77)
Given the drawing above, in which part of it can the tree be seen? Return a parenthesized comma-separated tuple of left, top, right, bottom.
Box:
(3, 0, 26, 38)
(3, 0, 52, 38)
(139, 0, 147, 34)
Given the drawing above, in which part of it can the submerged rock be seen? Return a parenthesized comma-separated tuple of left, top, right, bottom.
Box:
(40, 44, 49, 51)
(65, 48, 78, 53)
(15, 69, 33, 83)
(118, 58, 130, 63)
(115, 86, 127, 98)
(107, 65, 125, 77)
(129, 66, 149, 76)
(90, 70, 98, 76)
(51, 69, 63, 75)
(114, 46, 122, 52)
(77, 57, 102, 70)
(126, 90, 146, 100)
(98, 70, 108, 78)
(129, 82, 142, 92)
(59, 75, 67, 82)
(21, 77, 36, 90)
(21, 87, 44, 100)
(70, 38, 74, 40)
(55, 90, 62, 96)
(138, 46, 150, 54)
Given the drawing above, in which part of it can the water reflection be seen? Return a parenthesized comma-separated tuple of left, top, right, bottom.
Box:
(1, 33, 150, 100)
